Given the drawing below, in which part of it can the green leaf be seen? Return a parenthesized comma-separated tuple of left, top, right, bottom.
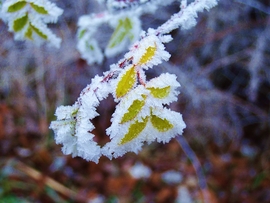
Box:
(86, 41, 95, 51)
(119, 117, 148, 145)
(78, 29, 86, 39)
(150, 114, 173, 132)
(7, 1, 26, 13)
(13, 15, 28, 32)
(24, 23, 48, 40)
(120, 96, 146, 123)
(30, 3, 48, 14)
(25, 26, 33, 40)
(108, 17, 133, 49)
(116, 66, 137, 98)
(30, 24, 48, 39)
(147, 86, 171, 99)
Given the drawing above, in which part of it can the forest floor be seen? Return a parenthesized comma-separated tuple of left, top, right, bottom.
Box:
(0, 100, 269, 203)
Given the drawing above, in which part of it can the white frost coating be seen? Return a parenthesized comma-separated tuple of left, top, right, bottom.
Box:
(49, 104, 79, 157)
(77, 35, 104, 65)
(0, 0, 63, 48)
(129, 162, 152, 179)
(77, 13, 109, 65)
(26, 0, 63, 23)
(156, 0, 218, 34)
(78, 12, 110, 28)
(49, 101, 103, 163)
(106, 0, 175, 13)
(50, 75, 112, 163)
(91, 75, 112, 101)
(125, 34, 171, 69)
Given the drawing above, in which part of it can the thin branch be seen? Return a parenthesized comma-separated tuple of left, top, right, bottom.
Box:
(235, 0, 270, 15)
(176, 135, 210, 203)
(14, 160, 87, 202)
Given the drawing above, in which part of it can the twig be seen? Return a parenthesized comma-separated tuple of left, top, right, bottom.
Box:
(176, 135, 210, 203)
(14, 160, 85, 201)
(235, 0, 270, 15)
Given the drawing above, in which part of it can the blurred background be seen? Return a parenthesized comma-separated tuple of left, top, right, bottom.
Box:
(0, 0, 269, 202)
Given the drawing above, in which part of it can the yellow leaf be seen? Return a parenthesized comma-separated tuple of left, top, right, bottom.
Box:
(116, 66, 137, 98)
(120, 96, 146, 123)
(138, 45, 156, 65)
(119, 117, 148, 145)
(147, 86, 170, 98)
(150, 114, 173, 132)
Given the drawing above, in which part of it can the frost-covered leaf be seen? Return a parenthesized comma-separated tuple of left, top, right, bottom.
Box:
(120, 96, 146, 123)
(78, 29, 87, 39)
(125, 34, 170, 69)
(105, 13, 141, 57)
(1, 0, 63, 48)
(146, 73, 180, 104)
(30, 3, 48, 14)
(25, 23, 48, 40)
(77, 33, 104, 65)
(13, 14, 28, 32)
(30, 23, 48, 39)
(108, 17, 132, 49)
(147, 86, 170, 99)
(147, 108, 186, 143)
(119, 117, 148, 145)
(7, 0, 26, 12)
(25, 26, 33, 39)
(116, 65, 137, 98)
(150, 113, 173, 132)
(138, 45, 157, 65)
